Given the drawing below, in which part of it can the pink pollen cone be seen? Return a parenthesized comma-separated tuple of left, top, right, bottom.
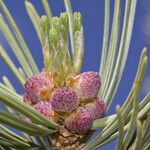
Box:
(33, 101, 55, 119)
(85, 97, 106, 121)
(64, 107, 92, 134)
(71, 71, 101, 102)
(51, 87, 79, 113)
(23, 72, 53, 105)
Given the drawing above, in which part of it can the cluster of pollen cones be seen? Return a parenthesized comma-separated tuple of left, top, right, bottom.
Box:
(23, 70, 106, 136)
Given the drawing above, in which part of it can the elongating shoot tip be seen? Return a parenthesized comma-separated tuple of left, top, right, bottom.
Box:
(25, 0, 30, 5)
(116, 105, 121, 112)
(2, 76, 6, 80)
(143, 56, 148, 63)
(136, 119, 142, 127)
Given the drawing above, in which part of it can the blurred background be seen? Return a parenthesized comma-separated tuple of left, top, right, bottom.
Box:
(0, 0, 150, 149)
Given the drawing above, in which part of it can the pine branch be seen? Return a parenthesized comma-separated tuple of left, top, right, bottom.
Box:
(0, 0, 149, 149)
(0, 15, 33, 77)
(99, 0, 110, 76)
(25, 1, 43, 45)
(41, 0, 52, 18)
(0, 0, 39, 74)
(82, 47, 148, 150)
(0, 84, 59, 129)
(64, 0, 74, 54)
